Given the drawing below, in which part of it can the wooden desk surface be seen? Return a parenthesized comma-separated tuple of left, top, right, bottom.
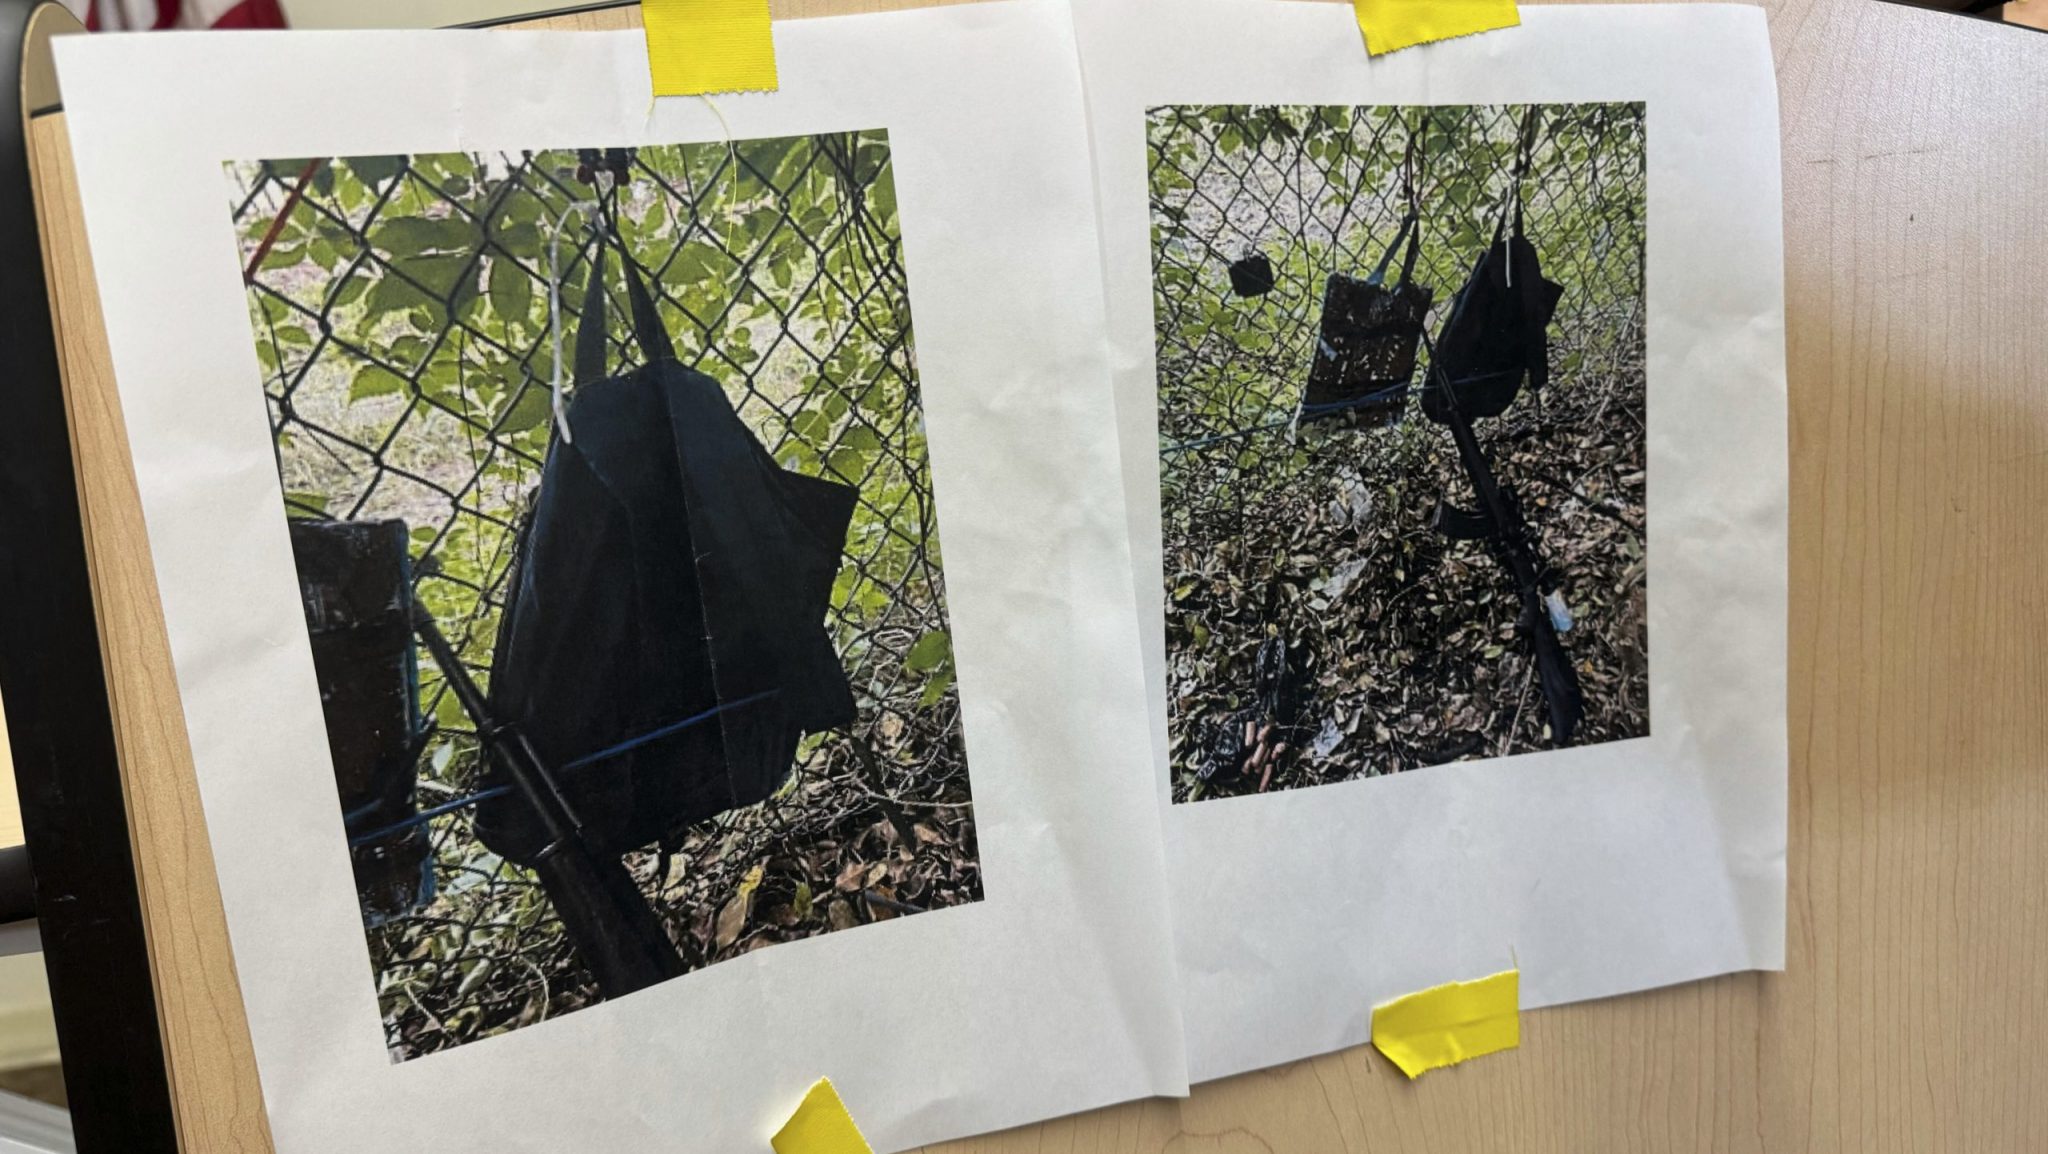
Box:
(26, 1, 2048, 1151)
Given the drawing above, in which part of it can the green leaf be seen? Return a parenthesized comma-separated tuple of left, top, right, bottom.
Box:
(489, 256, 533, 326)
(260, 243, 304, 271)
(376, 215, 475, 259)
(343, 155, 405, 192)
(349, 364, 407, 402)
(826, 448, 866, 483)
(868, 174, 897, 229)
(903, 630, 951, 674)
(672, 242, 724, 284)
(918, 668, 955, 707)
(498, 385, 552, 435)
(496, 220, 542, 258)
(329, 272, 372, 310)
(791, 409, 833, 442)
(366, 270, 435, 315)
(414, 359, 463, 409)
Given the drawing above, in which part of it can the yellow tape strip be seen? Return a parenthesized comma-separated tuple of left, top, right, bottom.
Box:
(642, 0, 779, 97)
(1370, 969, 1520, 1078)
(1351, 0, 1520, 57)
(771, 1079, 874, 1154)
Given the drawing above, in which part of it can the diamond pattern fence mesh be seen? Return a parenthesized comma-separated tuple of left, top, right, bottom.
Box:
(229, 133, 979, 1059)
(1149, 103, 1649, 800)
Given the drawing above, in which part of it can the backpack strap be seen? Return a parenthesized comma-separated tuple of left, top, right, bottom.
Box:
(573, 240, 610, 389)
(1398, 206, 1423, 285)
(570, 205, 678, 387)
(1371, 116, 1427, 288)
(1367, 210, 1421, 287)
(618, 239, 676, 366)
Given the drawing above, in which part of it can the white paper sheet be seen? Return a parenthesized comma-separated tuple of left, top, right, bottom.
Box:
(55, 3, 1188, 1149)
(1074, 1, 1787, 1081)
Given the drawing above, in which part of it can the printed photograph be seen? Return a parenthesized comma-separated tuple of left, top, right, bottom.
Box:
(1149, 102, 1648, 803)
(228, 133, 979, 1059)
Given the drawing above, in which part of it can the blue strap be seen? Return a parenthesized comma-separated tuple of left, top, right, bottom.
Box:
(346, 688, 782, 848)
(558, 688, 780, 772)
(347, 784, 515, 848)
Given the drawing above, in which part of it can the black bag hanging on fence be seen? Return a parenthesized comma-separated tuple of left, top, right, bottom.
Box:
(1300, 125, 1435, 429)
(1421, 161, 1564, 425)
(473, 226, 858, 867)
(1227, 251, 1276, 298)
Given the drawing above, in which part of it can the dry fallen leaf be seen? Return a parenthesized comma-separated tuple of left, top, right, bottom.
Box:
(714, 892, 747, 950)
(834, 859, 866, 893)
(714, 864, 766, 949)
(827, 899, 857, 931)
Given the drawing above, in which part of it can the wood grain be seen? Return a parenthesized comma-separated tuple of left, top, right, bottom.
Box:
(26, 113, 276, 1153)
(23, 0, 2048, 1151)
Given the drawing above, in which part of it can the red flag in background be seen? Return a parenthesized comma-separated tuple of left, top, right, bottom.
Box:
(62, 0, 286, 28)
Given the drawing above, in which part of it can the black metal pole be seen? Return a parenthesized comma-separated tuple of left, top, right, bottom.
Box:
(410, 607, 685, 997)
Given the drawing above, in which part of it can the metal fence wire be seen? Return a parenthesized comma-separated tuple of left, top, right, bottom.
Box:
(229, 133, 980, 1060)
(1149, 103, 1649, 800)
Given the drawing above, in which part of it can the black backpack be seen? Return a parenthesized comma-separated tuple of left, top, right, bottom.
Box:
(473, 233, 857, 866)
(1421, 205, 1563, 425)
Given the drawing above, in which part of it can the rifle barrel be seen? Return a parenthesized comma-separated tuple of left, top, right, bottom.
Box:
(409, 600, 686, 993)
(1431, 363, 1583, 745)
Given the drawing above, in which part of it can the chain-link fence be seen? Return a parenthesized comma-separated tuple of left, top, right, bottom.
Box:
(229, 132, 980, 1060)
(1149, 103, 1649, 801)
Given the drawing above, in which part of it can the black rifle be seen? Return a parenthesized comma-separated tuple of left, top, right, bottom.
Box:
(411, 604, 685, 996)
(1423, 337, 1584, 746)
